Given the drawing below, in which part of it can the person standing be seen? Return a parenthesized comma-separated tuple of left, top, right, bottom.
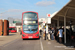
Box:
(51, 28, 55, 40)
(48, 28, 52, 41)
(57, 27, 63, 43)
(40, 29, 42, 35)
(43, 28, 45, 40)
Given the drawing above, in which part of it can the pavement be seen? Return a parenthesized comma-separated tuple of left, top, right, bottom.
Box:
(41, 39, 75, 50)
(0, 33, 75, 50)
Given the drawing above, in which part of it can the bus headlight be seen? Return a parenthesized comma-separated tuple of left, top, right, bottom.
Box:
(36, 34, 39, 36)
(22, 34, 25, 37)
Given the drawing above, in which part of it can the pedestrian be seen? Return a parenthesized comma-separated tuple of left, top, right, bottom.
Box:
(43, 28, 45, 40)
(48, 28, 52, 41)
(40, 29, 42, 35)
(51, 28, 55, 40)
(54, 27, 57, 40)
(56, 27, 63, 43)
(44, 28, 46, 40)
(2, 31, 3, 36)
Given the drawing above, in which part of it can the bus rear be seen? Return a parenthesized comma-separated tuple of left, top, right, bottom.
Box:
(9, 27, 17, 33)
(22, 11, 39, 39)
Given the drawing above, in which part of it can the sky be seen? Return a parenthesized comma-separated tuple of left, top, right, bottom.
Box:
(0, 0, 70, 19)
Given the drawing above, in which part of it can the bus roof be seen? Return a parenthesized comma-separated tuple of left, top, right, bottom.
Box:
(22, 11, 38, 14)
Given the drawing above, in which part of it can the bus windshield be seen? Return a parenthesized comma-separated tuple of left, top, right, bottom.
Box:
(9, 28, 15, 30)
(23, 25, 38, 34)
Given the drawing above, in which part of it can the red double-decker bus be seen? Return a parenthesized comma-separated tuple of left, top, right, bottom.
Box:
(22, 11, 39, 39)
(9, 27, 17, 33)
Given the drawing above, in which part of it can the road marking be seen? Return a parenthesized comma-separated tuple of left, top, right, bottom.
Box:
(40, 38, 43, 50)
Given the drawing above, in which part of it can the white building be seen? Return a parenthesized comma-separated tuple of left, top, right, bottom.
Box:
(39, 18, 46, 30)
(8, 17, 22, 32)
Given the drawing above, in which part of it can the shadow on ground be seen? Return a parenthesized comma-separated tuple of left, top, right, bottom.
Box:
(22, 36, 41, 40)
(8, 34, 16, 36)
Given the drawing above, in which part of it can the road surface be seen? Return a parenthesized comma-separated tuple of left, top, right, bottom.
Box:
(0, 33, 75, 50)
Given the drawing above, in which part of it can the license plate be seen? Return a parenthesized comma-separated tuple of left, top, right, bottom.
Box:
(29, 36, 32, 38)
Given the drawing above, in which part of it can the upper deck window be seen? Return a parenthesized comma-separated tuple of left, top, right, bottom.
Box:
(23, 12, 37, 20)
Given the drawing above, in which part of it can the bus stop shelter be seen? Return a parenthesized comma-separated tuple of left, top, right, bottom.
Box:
(51, 0, 75, 45)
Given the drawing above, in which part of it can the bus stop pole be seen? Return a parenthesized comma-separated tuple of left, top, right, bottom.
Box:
(46, 24, 48, 40)
(64, 8, 69, 44)
(64, 16, 66, 44)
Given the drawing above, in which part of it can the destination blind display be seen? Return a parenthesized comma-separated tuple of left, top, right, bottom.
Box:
(24, 21, 37, 24)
